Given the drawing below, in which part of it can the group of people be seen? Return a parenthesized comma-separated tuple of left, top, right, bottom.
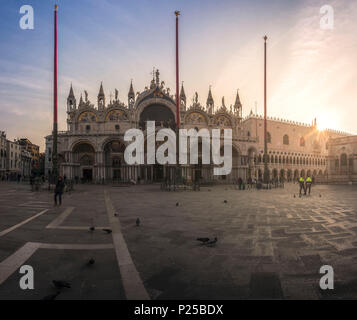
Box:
(237, 176, 286, 190)
(298, 175, 313, 195)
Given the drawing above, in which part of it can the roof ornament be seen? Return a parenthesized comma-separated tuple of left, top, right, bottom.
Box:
(155, 69, 160, 87)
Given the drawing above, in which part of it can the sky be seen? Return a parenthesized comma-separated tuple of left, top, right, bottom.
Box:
(0, 0, 356, 150)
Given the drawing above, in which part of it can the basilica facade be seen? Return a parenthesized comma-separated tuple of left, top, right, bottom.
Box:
(45, 70, 351, 184)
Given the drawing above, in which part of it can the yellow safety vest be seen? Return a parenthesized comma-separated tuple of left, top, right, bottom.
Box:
(299, 177, 304, 182)
(306, 177, 312, 182)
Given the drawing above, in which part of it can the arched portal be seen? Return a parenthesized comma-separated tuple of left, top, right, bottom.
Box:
(104, 140, 126, 181)
(139, 104, 176, 130)
(72, 142, 96, 182)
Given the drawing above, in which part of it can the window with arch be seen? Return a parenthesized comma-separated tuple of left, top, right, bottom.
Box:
(313, 140, 320, 150)
(267, 132, 271, 143)
(340, 153, 347, 166)
(300, 137, 305, 147)
(335, 159, 339, 168)
(283, 134, 289, 145)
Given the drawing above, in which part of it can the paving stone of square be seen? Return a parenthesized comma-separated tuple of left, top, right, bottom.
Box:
(0, 181, 357, 299)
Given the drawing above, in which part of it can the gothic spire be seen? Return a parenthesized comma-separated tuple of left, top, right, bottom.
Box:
(128, 80, 134, 97)
(128, 80, 135, 108)
(234, 89, 242, 118)
(234, 89, 242, 109)
(180, 82, 186, 110)
(79, 93, 84, 106)
(206, 86, 214, 114)
(180, 82, 186, 100)
(68, 83, 74, 97)
(67, 83, 76, 111)
(98, 82, 104, 97)
(97, 82, 105, 109)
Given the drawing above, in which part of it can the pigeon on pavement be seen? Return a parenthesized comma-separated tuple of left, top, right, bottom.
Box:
(52, 280, 71, 289)
(87, 258, 95, 266)
(205, 237, 218, 246)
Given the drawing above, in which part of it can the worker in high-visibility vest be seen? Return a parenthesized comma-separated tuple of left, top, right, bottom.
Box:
(305, 176, 313, 195)
(299, 176, 305, 195)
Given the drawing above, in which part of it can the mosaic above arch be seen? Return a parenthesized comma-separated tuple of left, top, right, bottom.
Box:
(105, 109, 129, 121)
(78, 111, 98, 123)
(213, 115, 231, 127)
(185, 112, 207, 125)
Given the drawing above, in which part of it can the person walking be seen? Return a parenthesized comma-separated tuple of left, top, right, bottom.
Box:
(299, 176, 305, 196)
(305, 175, 312, 195)
(237, 177, 242, 190)
(30, 174, 34, 191)
(54, 176, 65, 207)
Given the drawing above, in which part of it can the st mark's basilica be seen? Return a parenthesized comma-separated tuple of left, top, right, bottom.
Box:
(45, 69, 355, 184)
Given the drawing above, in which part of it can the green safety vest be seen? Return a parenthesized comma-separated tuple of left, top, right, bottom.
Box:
(306, 177, 312, 182)
(299, 177, 304, 182)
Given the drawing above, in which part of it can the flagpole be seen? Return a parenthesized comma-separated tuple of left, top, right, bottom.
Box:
(175, 10, 180, 128)
(52, 4, 59, 183)
(263, 35, 269, 185)
(175, 10, 180, 185)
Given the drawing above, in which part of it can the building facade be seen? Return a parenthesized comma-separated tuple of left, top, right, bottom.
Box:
(0, 131, 7, 179)
(20, 149, 32, 178)
(45, 70, 352, 184)
(18, 138, 40, 174)
(243, 114, 349, 183)
(328, 136, 357, 183)
(0, 131, 35, 180)
(6, 139, 21, 179)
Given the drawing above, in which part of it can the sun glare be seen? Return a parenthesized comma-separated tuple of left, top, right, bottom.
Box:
(315, 115, 336, 131)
